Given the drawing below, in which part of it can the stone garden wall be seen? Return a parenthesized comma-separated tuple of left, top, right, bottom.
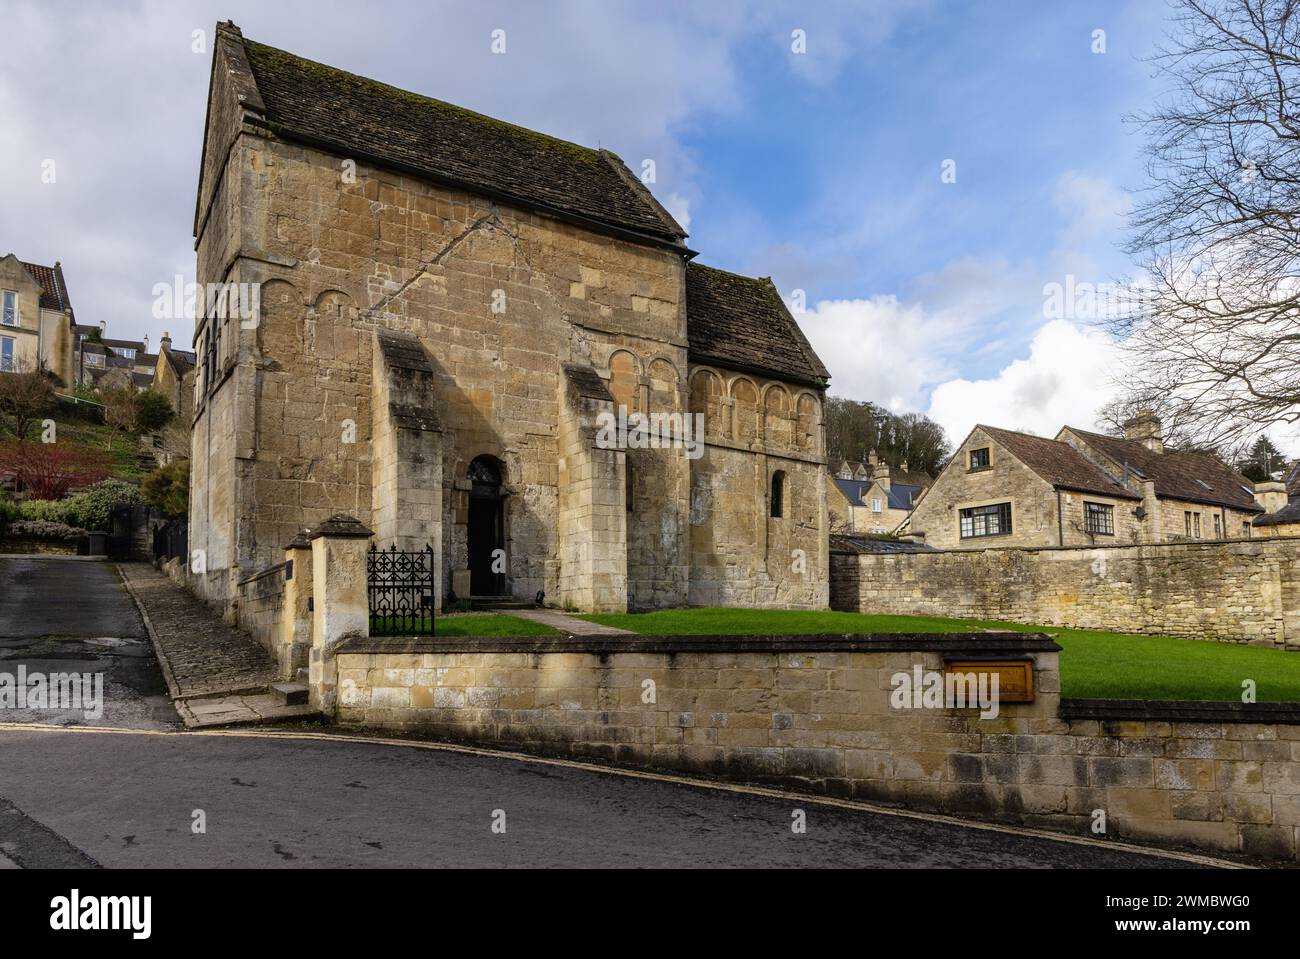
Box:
(831, 537, 1300, 648)
(323, 632, 1300, 863)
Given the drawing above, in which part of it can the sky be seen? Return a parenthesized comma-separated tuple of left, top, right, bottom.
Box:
(6, 0, 1284, 453)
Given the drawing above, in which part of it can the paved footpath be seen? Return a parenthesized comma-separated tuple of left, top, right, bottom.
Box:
(117, 564, 317, 727)
(118, 563, 277, 699)
(509, 608, 635, 635)
(0, 726, 1216, 869)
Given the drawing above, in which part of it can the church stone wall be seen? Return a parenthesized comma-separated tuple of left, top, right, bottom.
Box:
(190, 39, 829, 613)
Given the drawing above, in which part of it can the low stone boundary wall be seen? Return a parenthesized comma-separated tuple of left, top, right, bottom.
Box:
(831, 537, 1300, 648)
(324, 632, 1300, 863)
(234, 562, 288, 655)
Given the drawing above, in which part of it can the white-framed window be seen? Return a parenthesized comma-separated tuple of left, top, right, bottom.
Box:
(115, 347, 136, 359)
(0, 336, 14, 372)
(1, 291, 16, 326)
(871, 497, 882, 513)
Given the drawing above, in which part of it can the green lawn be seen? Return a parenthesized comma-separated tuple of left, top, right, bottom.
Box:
(370, 613, 559, 637)
(50, 404, 152, 480)
(580, 608, 1300, 702)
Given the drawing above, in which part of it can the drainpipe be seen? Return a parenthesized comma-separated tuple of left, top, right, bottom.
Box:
(1056, 489, 1065, 546)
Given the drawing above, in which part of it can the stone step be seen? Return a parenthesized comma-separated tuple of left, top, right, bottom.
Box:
(271, 682, 310, 706)
(470, 597, 537, 611)
(177, 694, 323, 729)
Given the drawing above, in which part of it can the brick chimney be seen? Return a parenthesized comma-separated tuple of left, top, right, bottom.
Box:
(1123, 410, 1164, 453)
(1254, 481, 1289, 515)
(160, 331, 172, 352)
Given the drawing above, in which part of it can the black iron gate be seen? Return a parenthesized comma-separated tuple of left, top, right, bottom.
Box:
(107, 504, 134, 560)
(367, 544, 436, 635)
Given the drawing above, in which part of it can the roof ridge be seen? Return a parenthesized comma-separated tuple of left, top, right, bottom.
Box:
(242, 35, 615, 165)
(598, 150, 687, 240)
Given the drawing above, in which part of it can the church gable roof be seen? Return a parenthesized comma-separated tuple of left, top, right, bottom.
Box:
(685, 263, 829, 388)
(234, 31, 686, 247)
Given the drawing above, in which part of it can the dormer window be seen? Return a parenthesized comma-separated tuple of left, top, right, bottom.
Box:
(1, 291, 16, 326)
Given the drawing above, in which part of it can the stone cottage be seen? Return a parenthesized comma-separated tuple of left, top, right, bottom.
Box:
(0, 254, 76, 384)
(907, 413, 1264, 549)
(829, 454, 932, 535)
(188, 23, 830, 615)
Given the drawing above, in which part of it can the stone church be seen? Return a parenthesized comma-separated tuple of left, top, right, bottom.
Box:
(189, 23, 830, 614)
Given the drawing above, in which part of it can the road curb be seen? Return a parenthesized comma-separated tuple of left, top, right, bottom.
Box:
(115, 563, 183, 704)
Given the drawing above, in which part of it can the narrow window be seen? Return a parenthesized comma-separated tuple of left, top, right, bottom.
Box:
(625, 462, 633, 513)
(1193, 513, 1202, 538)
(1185, 511, 1192, 536)
(1083, 501, 1114, 535)
(969, 447, 990, 470)
(959, 502, 1012, 538)
(1213, 514, 1221, 539)
(770, 471, 785, 519)
(1, 291, 16, 326)
(871, 497, 882, 513)
(0, 336, 13, 372)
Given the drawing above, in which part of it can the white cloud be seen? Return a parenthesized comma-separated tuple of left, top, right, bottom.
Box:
(926, 319, 1121, 442)
(663, 194, 692, 233)
(796, 295, 965, 411)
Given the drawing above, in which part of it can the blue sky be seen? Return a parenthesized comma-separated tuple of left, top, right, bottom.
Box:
(4, 0, 1234, 448)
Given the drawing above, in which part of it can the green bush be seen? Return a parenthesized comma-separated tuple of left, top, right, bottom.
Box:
(59, 479, 143, 532)
(16, 479, 145, 532)
(0, 491, 18, 535)
(133, 391, 173, 433)
(18, 498, 73, 524)
(141, 459, 189, 516)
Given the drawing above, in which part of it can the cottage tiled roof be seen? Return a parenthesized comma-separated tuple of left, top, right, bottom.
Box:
(164, 348, 196, 373)
(685, 263, 829, 388)
(102, 338, 146, 352)
(981, 427, 1141, 500)
(830, 534, 937, 554)
(1064, 428, 1260, 512)
(832, 478, 869, 506)
(19, 261, 73, 314)
(236, 34, 686, 246)
(886, 483, 923, 511)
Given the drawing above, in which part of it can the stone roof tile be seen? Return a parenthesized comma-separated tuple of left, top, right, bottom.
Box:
(685, 263, 829, 388)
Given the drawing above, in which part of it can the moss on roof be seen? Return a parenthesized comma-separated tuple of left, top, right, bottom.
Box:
(240, 37, 685, 243)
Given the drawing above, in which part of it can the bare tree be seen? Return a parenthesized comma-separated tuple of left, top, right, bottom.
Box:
(0, 361, 57, 440)
(1113, 0, 1300, 454)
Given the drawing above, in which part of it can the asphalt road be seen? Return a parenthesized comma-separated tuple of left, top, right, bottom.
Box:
(0, 557, 178, 729)
(0, 557, 146, 638)
(0, 727, 1206, 869)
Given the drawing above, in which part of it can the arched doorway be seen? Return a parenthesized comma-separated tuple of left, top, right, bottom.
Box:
(468, 456, 506, 596)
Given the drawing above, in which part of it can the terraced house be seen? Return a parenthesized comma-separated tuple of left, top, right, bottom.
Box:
(908, 412, 1265, 549)
(0, 254, 77, 384)
(188, 22, 830, 616)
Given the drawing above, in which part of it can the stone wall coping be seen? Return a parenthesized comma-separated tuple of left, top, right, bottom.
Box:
(309, 514, 374, 540)
(830, 534, 1300, 557)
(335, 631, 1061, 655)
(236, 561, 288, 588)
(1061, 698, 1300, 725)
